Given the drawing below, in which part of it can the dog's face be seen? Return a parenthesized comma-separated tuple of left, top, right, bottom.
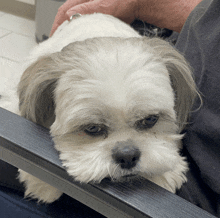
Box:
(18, 37, 198, 184)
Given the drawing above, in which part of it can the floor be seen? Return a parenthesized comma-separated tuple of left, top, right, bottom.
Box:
(0, 11, 37, 113)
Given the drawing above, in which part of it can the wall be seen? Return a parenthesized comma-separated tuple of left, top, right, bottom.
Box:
(0, 0, 35, 20)
(16, 0, 35, 5)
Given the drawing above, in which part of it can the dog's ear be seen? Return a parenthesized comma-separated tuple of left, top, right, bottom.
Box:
(18, 55, 64, 127)
(146, 38, 201, 131)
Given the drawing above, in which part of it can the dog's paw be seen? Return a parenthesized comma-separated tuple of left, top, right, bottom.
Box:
(145, 158, 188, 193)
(18, 169, 63, 203)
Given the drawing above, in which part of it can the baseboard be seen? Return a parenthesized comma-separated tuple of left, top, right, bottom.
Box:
(16, 0, 35, 5)
(0, 0, 35, 20)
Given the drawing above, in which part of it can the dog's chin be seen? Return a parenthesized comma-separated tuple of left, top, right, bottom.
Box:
(105, 173, 141, 183)
(118, 174, 141, 182)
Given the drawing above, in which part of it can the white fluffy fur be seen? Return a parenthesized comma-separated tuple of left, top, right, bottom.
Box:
(17, 13, 199, 203)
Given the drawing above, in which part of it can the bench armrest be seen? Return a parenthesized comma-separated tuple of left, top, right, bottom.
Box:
(0, 107, 215, 218)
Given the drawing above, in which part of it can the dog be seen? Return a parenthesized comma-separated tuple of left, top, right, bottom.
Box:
(17, 13, 199, 203)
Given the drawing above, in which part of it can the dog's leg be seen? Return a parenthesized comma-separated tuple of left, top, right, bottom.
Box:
(18, 169, 63, 203)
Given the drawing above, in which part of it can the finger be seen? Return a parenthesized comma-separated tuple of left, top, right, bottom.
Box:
(66, 0, 137, 24)
(50, 0, 89, 36)
(59, 0, 90, 15)
(50, 18, 64, 36)
(66, 0, 107, 19)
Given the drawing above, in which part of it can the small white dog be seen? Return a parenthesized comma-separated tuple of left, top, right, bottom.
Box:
(17, 13, 199, 203)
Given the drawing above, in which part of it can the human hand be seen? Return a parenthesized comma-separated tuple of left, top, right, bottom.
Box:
(50, 0, 138, 36)
(50, 0, 203, 36)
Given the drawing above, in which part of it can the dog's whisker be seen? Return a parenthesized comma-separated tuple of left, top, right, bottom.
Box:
(106, 164, 113, 180)
(111, 164, 121, 181)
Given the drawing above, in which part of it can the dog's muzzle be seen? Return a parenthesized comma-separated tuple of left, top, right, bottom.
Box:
(112, 140, 141, 170)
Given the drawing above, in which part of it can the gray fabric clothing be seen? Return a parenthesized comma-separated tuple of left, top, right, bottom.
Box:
(175, 0, 220, 216)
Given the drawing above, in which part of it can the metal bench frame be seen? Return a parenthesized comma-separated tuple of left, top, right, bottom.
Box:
(0, 107, 216, 218)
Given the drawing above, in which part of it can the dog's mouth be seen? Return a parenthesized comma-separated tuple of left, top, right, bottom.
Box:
(119, 173, 139, 182)
(104, 173, 141, 183)
(122, 174, 137, 178)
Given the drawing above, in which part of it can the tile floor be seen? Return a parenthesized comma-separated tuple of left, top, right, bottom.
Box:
(0, 11, 37, 113)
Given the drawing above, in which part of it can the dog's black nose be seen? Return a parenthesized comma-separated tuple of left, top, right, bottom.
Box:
(112, 140, 141, 170)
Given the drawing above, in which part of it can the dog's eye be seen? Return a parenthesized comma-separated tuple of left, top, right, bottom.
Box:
(84, 124, 108, 137)
(135, 115, 159, 130)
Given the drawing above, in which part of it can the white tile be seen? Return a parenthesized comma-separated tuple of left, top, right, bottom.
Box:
(0, 57, 23, 87)
(0, 12, 5, 17)
(0, 32, 37, 62)
(0, 57, 23, 113)
(0, 14, 35, 37)
(0, 28, 11, 38)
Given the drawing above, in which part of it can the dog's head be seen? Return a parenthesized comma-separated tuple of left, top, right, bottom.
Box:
(18, 37, 199, 184)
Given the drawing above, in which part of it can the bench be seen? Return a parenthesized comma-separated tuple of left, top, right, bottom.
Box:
(0, 107, 216, 218)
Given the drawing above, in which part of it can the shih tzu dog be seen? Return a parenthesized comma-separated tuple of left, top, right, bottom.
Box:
(17, 13, 199, 203)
